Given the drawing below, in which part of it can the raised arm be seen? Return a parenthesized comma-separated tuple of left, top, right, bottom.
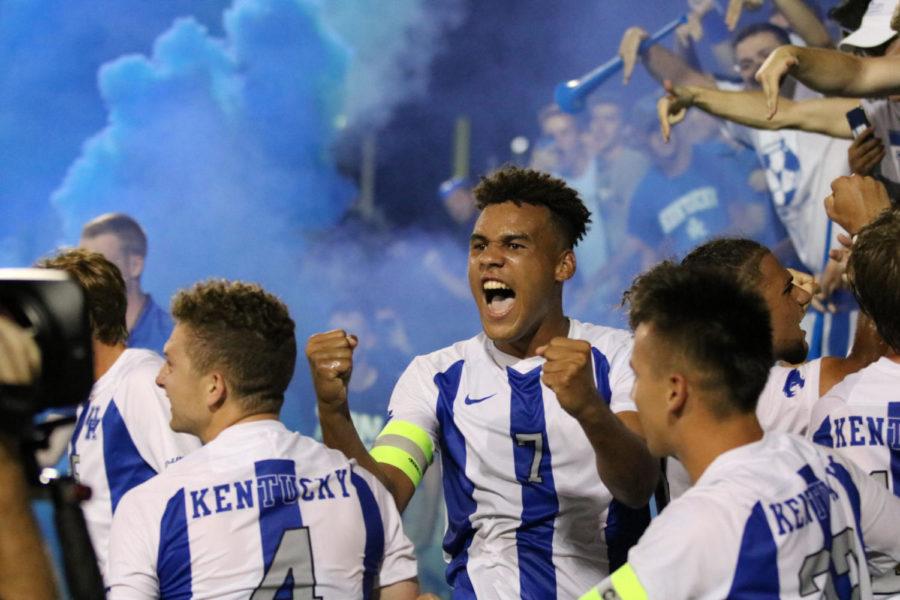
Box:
(619, 26, 716, 88)
(771, 0, 833, 47)
(537, 338, 658, 508)
(306, 330, 417, 512)
(757, 45, 900, 117)
(658, 83, 856, 141)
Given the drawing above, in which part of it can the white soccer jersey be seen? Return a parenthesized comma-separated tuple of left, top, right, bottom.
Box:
(584, 432, 900, 600)
(862, 98, 900, 187)
(721, 81, 850, 273)
(668, 359, 824, 499)
(386, 319, 644, 599)
(810, 356, 900, 597)
(106, 420, 417, 599)
(68, 348, 200, 577)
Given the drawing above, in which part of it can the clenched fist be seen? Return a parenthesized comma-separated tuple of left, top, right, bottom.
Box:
(537, 337, 602, 421)
(305, 329, 358, 410)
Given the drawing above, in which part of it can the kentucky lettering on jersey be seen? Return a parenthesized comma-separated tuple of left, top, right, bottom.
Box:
(382, 319, 646, 599)
(810, 357, 900, 597)
(107, 420, 416, 600)
(583, 433, 900, 600)
(67, 348, 200, 578)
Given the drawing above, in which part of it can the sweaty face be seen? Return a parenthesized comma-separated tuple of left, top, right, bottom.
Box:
(734, 32, 783, 88)
(157, 323, 210, 437)
(756, 253, 810, 364)
(468, 202, 570, 352)
(630, 323, 673, 458)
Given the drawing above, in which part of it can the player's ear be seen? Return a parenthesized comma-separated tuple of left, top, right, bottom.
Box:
(555, 249, 576, 282)
(667, 372, 688, 416)
(126, 252, 145, 280)
(205, 371, 227, 409)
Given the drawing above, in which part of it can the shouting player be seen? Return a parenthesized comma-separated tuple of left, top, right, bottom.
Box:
(107, 280, 418, 599)
(308, 166, 658, 598)
(581, 262, 900, 599)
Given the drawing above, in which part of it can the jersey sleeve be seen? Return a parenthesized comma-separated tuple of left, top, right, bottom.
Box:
(606, 331, 637, 414)
(608, 494, 735, 599)
(106, 489, 161, 600)
(119, 360, 201, 473)
(370, 357, 440, 488)
(756, 360, 822, 435)
(362, 468, 418, 588)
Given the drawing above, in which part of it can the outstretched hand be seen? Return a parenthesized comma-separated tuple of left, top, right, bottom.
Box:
(619, 27, 650, 85)
(755, 45, 799, 119)
(725, 0, 765, 32)
(657, 80, 695, 142)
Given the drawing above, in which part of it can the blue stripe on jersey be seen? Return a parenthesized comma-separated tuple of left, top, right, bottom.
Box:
(69, 401, 91, 455)
(593, 347, 651, 570)
(812, 417, 834, 448)
(798, 464, 855, 599)
(254, 459, 303, 599)
(508, 364, 558, 598)
(103, 400, 158, 512)
(591, 348, 612, 405)
(728, 501, 779, 598)
(433, 360, 476, 591)
(827, 457, 864, 545)
(889, 402, 900, 497)
(350, 470, 385, 600)
(157, 488, 192, 599)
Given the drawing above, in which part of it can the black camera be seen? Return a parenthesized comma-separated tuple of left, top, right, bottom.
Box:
(0, 268, 93, 423)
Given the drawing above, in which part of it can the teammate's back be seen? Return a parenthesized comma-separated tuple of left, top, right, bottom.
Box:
(108, 420, 416, 599)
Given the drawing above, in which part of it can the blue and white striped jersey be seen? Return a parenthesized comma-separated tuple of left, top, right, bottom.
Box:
(68, 348, 200, 577)
(387, 319, 646, 599)
(584, 432, 900, 600)
(107, 420, 417, 599)
(810, 356, 900, 597)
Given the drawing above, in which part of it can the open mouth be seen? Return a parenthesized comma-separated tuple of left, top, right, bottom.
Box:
(483, 280, 516, 318)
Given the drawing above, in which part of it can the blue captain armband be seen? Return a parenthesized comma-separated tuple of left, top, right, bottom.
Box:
(370, 420, 434, 488)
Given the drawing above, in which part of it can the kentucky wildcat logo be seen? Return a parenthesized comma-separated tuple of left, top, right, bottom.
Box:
(783, 368, 805, 398)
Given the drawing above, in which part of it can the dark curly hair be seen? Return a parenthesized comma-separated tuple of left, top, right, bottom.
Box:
(171, 279, 296, 414)
(473, 165, 592, 248)
(849, 208, 900, 353)
(37, 248, 128, 345)
(626, 262, 773, 416)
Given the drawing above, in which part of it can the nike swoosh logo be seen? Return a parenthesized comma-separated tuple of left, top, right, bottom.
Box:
(464, 393, 496, 405)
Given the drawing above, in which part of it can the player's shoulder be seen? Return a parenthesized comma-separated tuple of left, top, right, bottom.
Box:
(407, 331, 485, 374)
(113, 349, 164, 388)
(569, 319, 632, 353)
(764, 358, 822, 400)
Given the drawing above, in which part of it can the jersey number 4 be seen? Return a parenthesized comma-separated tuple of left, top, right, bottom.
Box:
(250, 527, 322, 599)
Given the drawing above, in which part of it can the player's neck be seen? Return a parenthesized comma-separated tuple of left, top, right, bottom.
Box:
(494, 311, 569, 359)
(92, 340, 126, 381)
(202, 410, 279, 445)
(677, 413, 763, 485)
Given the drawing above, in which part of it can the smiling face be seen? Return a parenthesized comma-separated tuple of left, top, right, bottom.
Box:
(756, 253, 810, 364)
(468, 201, 574, 356)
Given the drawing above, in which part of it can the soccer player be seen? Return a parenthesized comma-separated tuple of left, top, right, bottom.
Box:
(308, 166, 659, 598)
(81, 212, 173, 354)
(809, 206, 900, 596)
(37, 249, 200, 578)
(107, 280, 418, 599)
(580, 262, 900, 599)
